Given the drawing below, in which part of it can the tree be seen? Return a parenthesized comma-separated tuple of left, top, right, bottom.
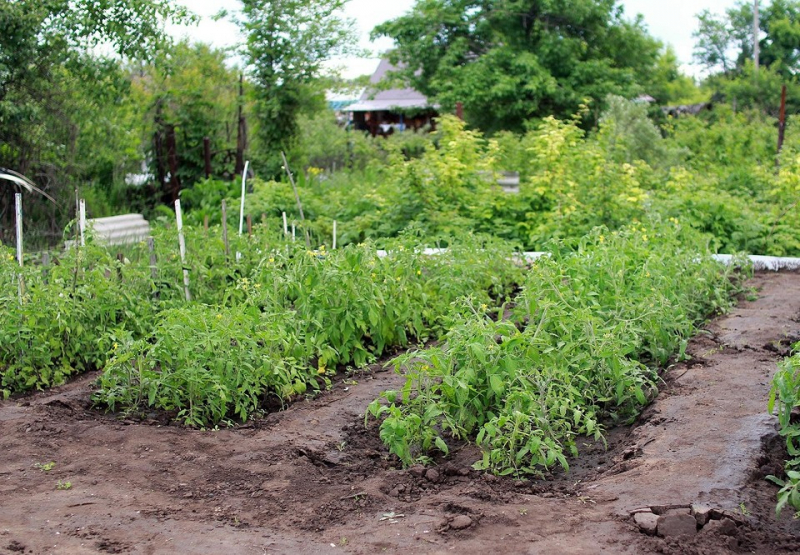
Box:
(0, 0, 192, 242)
(239, 0, 357, 176)
(130, 42, 243, 204)
(372, 0, 666, 133)
(694, 0, 800, 78)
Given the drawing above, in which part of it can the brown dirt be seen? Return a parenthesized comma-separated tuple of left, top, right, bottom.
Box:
(2, 272, 800, 554)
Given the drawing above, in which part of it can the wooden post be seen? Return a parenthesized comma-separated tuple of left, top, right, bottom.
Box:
(147, 236, 159, 299)
(221, 199, 230, 258)
(280, 151, 311, 248)
(147, 237, 158, 280)
(42, 252, 50, 284)
(247, 214, 252, 237)
(203, 214, 209, 233)
(175, 199, 191, 301)
(456, 101, 464, 120)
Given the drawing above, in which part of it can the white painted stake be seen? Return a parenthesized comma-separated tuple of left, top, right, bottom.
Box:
(175, 199, 191, 301)
(282, 212, 288, 236)
(15, 193, 24, 302)
(292, 222, 296, 242)
(238, 160, 249, 236)
(333, 220, 337, 250)
(15, 193, 23, 266)
(237, 160, 249, 261)
(79, 199, 86, 246)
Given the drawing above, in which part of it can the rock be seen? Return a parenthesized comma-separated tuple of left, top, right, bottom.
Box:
(718, 518, 738, 537)
(634, 511, 659, 536)
(450, 515, 473, 530)
(657, 513, 697, 538)
(691, 504, 713, 526)
(425, 468, 440, 482)
(409, 465, 426, 478)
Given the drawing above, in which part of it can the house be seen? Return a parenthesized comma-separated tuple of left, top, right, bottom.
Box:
(347, 59, 439, 136)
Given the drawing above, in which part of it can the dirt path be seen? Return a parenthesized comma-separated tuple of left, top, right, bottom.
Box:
(2, 272, 800, 554)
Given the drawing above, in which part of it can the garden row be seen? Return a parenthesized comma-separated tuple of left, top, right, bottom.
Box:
(769, 345, 800, 517)
(367, 222, 746, 475)
(0, 226, 522, 426)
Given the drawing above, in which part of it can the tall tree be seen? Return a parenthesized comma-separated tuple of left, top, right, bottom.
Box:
(372, 0, 664, 133)
(0, 0, 192, 241)
(239, 0, 357, 176)
(694, 0, 800, 78)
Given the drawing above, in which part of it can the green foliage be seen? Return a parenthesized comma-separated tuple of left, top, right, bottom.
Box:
(367, 222, 745, 474)
(240, 0, 358, 175)
(373, 0, 685, 131)
(768, 344, 800, 517)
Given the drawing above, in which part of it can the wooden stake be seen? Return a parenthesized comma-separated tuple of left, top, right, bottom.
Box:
(280, 151, 311, 248)
(203, 214, 209, 232)
(147, 236, 159, 299)
(221, 199, 230, 258)
(175, 199, 191, 301)
(42, 252, 50, 284)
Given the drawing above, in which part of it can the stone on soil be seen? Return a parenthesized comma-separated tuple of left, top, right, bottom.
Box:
(633, 511, 659, 536)
(450, 515, 473, 530)
(691, 504, 712, 526)
(656, 513, 697, 538)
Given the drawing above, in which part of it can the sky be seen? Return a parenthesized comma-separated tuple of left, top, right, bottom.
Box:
(170, 0, 746, 78)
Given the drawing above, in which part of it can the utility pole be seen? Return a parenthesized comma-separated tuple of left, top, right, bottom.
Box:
(754, 0, 760, 72)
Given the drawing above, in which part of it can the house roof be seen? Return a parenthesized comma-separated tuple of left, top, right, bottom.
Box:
(348, 59, 436, 112)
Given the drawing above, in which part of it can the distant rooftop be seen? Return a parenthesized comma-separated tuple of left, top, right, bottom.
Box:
(347, 59, 436, 112)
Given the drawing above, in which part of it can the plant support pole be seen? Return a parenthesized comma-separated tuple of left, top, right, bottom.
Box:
(280, 151, 311, 248)
(79, 199, 86, 246)
(15, 193, 24, 300)
(237, 160, 249, 261)
(175, 199, 191, 301)
(221, 199, 230, 258)
(283, 212, 288, 236)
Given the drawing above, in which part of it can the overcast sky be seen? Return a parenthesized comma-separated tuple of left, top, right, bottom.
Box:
(170, 0, 746, 78)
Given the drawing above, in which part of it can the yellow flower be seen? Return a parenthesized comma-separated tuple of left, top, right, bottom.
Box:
(598, 235, 605, 243)
(112, 342, 118, 351)
(416, 270, 421, 275)
(642, 235, 648, 242)
(269, 257, 274, 263)
(480, 303, 488, 310)
(216, 314, 223, 319)
(255, 283, 261, 289)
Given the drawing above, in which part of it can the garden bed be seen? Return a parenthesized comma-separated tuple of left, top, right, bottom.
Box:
(1, 271, 799, 554)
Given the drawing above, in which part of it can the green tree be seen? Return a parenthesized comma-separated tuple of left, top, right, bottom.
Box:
(694, 0, 800, 78)
(239, 0, 357, 176)
(129, 42, 243, 204)
(0, 0, 191, 242)
(372, 0, 665, 133)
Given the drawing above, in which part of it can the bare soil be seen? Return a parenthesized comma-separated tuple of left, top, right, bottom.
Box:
(2, 272, 800, 554)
